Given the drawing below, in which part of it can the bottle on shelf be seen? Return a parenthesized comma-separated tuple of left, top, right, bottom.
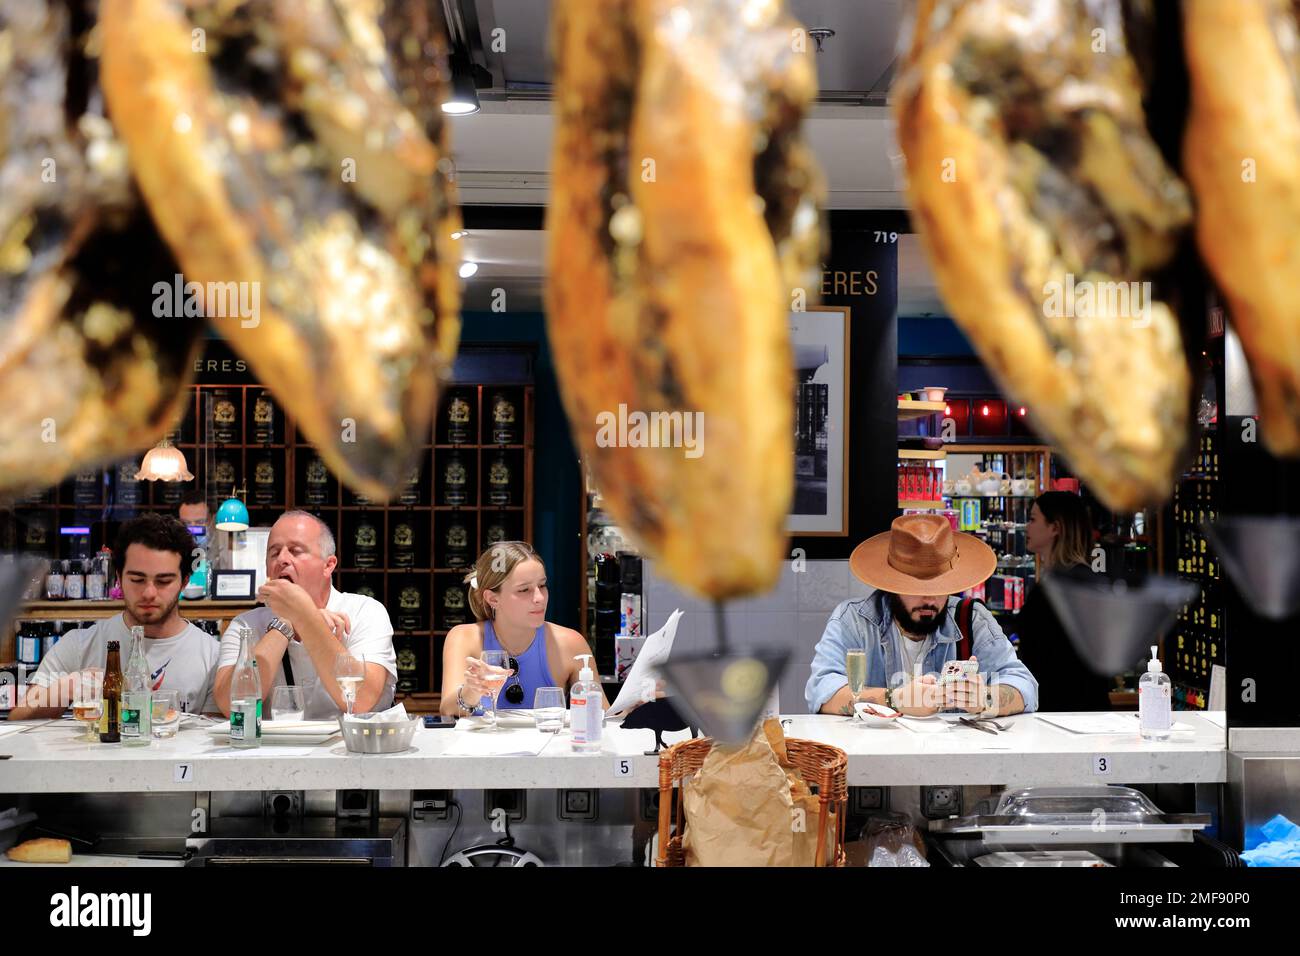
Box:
(444, 518, 470, 567)
(488, 452, 512, 506)
(391, 521, 415, 569)
(211, 388, 239, 445)
(252, 453, 278, 506)
(304, 454, 332, 506)
(446, 394, 472, 444)
(491, 392, 518, 444)
(442, 451, 468, 506)
(353, 520, 379, 569)
(252, 389, 276, 443)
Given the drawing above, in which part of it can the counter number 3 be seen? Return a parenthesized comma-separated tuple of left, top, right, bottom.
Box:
(1092, 755, 1112, 776)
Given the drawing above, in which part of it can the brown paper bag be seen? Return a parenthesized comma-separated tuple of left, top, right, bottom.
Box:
(681, 720, 836, 866)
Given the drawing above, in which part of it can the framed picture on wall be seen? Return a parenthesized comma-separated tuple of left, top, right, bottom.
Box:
(787, 306, 850, 536)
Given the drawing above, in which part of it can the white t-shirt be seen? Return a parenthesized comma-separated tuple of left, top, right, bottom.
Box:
(220, 586, 397, 719)
(29, 614, 220, 713)
(899, 629, 929, 678)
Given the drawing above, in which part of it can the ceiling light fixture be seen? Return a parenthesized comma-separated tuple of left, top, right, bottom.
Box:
(442, 49, 481, 115)
(807, 28, 835, 53)
(459, 261, 478, 279)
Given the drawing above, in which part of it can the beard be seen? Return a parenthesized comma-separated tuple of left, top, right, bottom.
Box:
(126, 591, 180, 626)
(889, 593, 946, 636)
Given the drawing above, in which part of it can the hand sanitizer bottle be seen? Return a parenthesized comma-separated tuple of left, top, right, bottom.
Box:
(570, 654, 603, 753)
(1139, 644, 1171, 741)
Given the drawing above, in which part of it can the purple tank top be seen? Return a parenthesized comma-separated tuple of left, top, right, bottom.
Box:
(482, 620, 555, 710)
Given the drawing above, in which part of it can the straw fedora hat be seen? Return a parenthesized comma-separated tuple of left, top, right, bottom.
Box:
(849, 514, 996, 597)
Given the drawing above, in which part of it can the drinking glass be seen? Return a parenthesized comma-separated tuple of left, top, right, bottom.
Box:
(151, 690, 181, 737)
(71, 671, 102, 742)
(846, 649, 868, 704)
(479, 650, 510, 729)
(532, 686, 565, 733)
(334, 654, 365, 715)
(271, 685, 305, 722)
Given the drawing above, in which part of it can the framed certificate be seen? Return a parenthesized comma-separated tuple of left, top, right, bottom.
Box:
(211, 569, 256, 600)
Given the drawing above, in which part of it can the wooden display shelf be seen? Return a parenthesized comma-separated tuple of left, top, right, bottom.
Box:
(897, 448, 946, 460)
(897, 399, 947, 421)
(393, 691, 441, 714)
(14, 600, 256, 623)
(1, 377, 536, 700)
(898, 500, 944, 510)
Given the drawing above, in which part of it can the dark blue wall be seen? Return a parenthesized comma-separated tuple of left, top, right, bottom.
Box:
(459, 312, 582, 629)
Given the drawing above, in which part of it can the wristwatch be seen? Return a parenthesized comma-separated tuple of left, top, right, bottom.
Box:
(266, 616, 295, 642)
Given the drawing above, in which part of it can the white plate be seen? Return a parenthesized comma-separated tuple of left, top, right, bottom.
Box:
(897, 716, 951, 734)
(853, 702, 901, 727)
(463, 709, 570, 730)
(206, 720, 339, 744)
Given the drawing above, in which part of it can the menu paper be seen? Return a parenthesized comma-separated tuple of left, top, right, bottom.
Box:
(607, 608, 683, 717)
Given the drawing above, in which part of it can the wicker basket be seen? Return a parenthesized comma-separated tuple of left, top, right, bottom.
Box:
(655, 736, 848, 867)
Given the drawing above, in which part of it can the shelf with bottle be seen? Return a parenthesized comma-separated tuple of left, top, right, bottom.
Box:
(897, 399, 948, 422)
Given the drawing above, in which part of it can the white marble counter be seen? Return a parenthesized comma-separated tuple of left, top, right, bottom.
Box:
(0, 712, 1227, 794)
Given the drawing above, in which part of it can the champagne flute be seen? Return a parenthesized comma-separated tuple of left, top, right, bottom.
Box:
(479, 650, 510, 730)
(334, 653, 365, 716)
(846, 650, 867, 714)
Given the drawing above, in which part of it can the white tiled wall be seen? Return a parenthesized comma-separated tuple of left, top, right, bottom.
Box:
(642, 558, 871, 714)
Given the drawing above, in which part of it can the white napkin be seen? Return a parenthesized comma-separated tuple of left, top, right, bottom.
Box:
(348, 703, 410, 723)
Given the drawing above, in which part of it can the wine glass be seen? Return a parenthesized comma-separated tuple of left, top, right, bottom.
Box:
(479, 650, 510, 730)
(846, 649, 867, 713)
(334, 653, 365, 716)
(71, 671, 102, 742)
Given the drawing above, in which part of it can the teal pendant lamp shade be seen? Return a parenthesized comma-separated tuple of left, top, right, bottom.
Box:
(215, 487, 250, 532)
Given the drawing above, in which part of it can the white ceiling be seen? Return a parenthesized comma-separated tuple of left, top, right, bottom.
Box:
(448, 0, 945, 318)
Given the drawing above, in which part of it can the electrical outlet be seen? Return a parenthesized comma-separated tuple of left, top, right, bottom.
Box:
(412, 789, 452, 822)
(485, 789, 526, 824)
(639, 788, 661, 822)
(263, 791, 302, 818)
(558, 789, 598, 821)
(850, 787, 887, 815)
(921, 785, 962, 819)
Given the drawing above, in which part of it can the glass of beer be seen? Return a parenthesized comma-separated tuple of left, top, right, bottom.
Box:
(72, 671, 103, 742)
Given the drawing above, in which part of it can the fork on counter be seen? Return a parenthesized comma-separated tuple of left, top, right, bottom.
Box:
(958, 716, 1011, 734)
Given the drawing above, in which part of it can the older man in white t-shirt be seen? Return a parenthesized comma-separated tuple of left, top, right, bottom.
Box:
(214, 511, 396, 719)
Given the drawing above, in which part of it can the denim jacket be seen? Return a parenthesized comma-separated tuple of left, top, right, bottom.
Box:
(804, 589, 1039, 714)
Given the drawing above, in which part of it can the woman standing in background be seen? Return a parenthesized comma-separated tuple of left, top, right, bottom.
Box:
(1014, 491, 1116, 712)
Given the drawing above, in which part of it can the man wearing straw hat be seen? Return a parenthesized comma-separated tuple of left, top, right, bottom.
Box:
(805, 514, 1038, 718)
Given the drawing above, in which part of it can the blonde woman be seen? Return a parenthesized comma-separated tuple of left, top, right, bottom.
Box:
(440, 541, 612, 718)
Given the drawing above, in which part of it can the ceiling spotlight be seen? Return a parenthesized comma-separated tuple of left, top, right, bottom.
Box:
(458, 261, 478, 279)
(442, 50, 481, 115)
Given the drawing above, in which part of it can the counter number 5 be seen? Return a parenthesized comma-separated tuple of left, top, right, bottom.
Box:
(613, 758, 633, 777)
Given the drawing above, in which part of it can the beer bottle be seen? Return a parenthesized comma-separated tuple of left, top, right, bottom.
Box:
(99, 640, 123, 743)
